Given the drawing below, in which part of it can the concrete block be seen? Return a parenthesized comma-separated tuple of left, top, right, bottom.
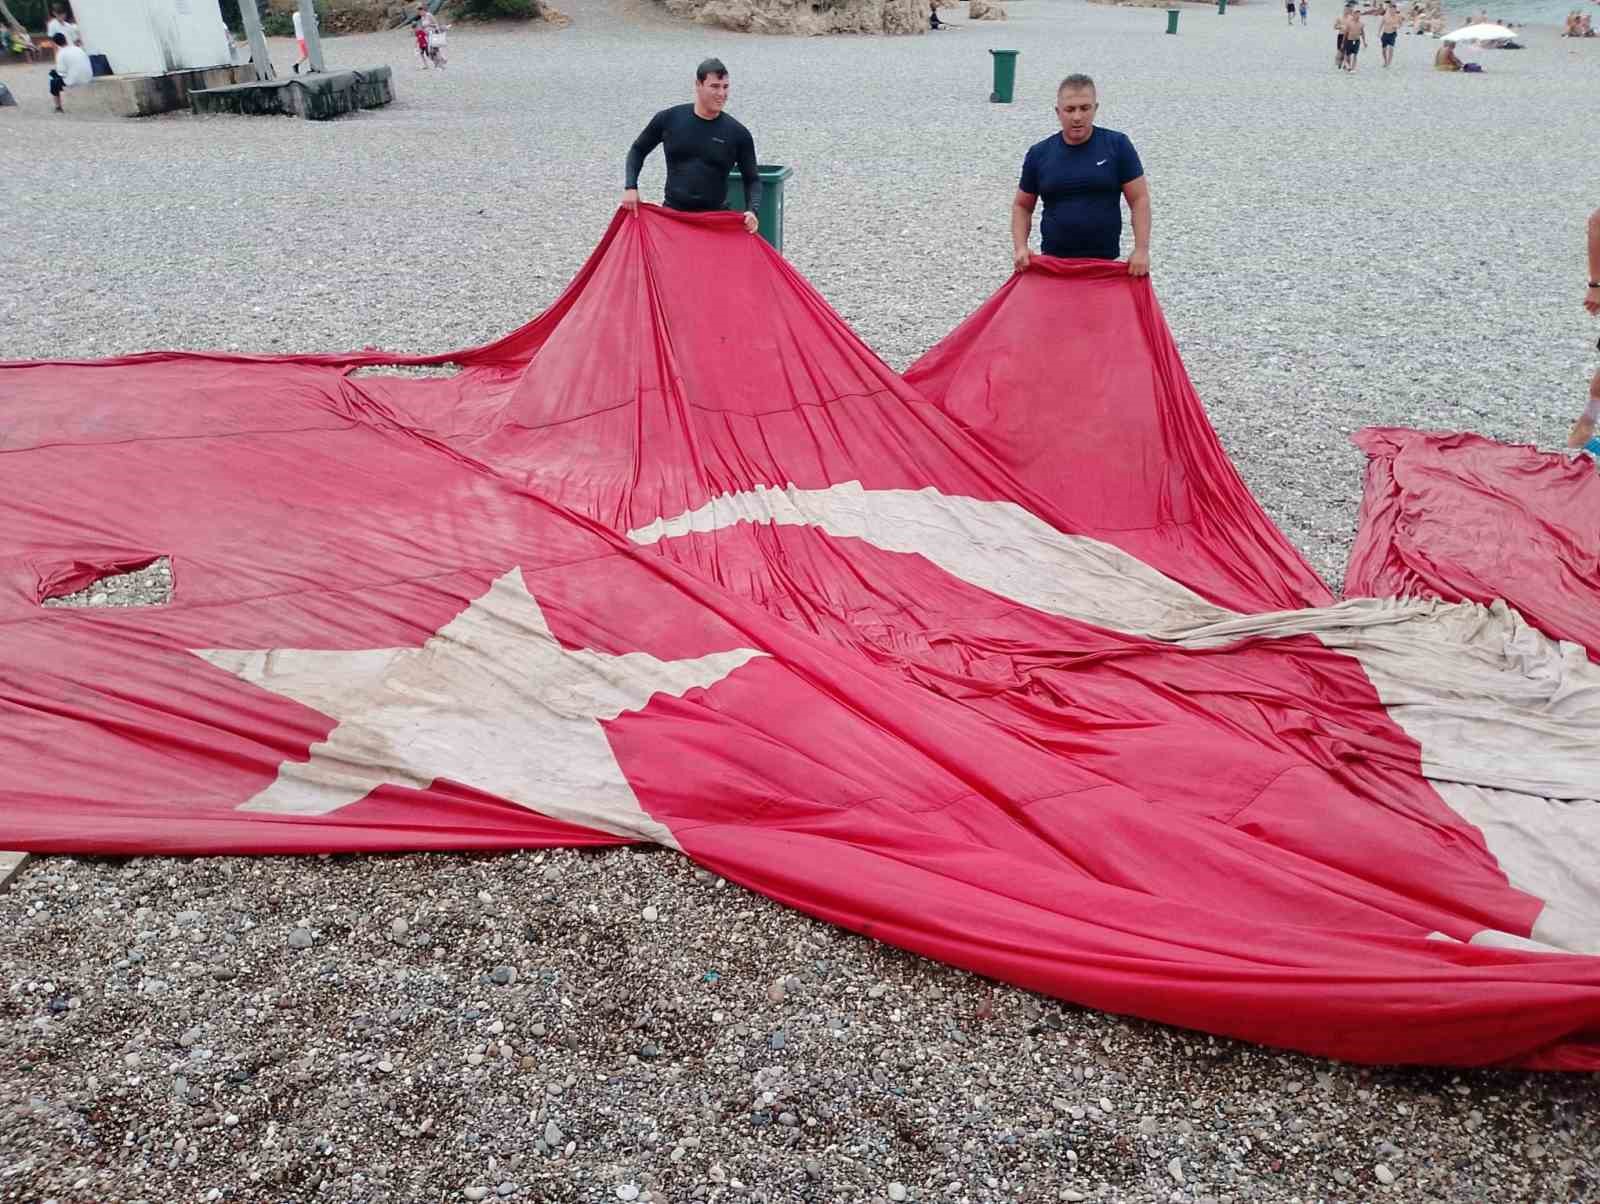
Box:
(82, 64, 257, 118)
(189, 66, 393, 121)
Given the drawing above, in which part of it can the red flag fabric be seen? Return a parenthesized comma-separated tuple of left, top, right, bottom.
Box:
(903, 256, 1333, 615)
(1346, 427, 1600, 660)
(4, 207, 1599, 1069)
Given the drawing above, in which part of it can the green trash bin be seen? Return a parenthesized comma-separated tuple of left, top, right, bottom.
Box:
(1217, 0, 1227, 11)
(988, 49, 1019, 104)
(725, 163, 794, 252)
(1166, 7, 1179, 31)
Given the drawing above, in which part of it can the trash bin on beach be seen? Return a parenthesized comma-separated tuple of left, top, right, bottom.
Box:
(725, 164, 794, 252)
(1217, 0, 1227, 12)
(1166, 8, 1180, 31)
(988, 49, 1019, 103)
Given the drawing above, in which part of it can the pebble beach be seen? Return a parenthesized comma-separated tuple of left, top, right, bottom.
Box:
(2, 2, 1598, 1201)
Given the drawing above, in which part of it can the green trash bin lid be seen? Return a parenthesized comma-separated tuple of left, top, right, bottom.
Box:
(989, 48, 1020, 57)
(727, 164, 794, 182)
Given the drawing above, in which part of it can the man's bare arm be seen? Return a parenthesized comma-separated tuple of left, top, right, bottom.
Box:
(1012, 189, 1037, 272)
(1124, 176, 1151, 276)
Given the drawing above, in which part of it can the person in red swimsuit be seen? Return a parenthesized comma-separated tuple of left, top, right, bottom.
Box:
(413, 4, 435, 68)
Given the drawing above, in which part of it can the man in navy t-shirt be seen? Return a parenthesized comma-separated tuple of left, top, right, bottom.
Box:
(1011, 74, 1151, 276)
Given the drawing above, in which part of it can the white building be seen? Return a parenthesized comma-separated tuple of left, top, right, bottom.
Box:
(72, 0, 233, 76)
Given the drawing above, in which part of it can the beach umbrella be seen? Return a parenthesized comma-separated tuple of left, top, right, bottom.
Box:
(1442, 21, 1516, 40)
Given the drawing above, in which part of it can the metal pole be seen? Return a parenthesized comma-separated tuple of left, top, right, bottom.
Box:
(298, 0, 325, 73)
(237, 0, 275, 81)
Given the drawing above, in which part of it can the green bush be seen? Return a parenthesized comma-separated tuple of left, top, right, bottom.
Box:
(455, 0, 541, 17)
(259, 0, 328, 36)
(218, 0, 267, 34)
(8, 0, 52, 32)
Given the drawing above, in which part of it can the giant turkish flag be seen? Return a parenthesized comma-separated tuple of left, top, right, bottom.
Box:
(3, 207, 1599, 1069)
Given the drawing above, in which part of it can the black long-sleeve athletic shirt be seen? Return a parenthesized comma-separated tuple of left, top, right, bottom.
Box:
(625, 104, 762, 214)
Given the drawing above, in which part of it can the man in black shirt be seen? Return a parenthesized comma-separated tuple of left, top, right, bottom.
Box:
(623, 58, 762, 234)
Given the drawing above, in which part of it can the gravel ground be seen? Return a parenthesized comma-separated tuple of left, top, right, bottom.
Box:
(3, 4, 1599, 1202)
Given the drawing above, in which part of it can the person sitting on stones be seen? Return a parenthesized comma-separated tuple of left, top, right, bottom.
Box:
(622, 58, 761, 236)
(48, 30, 91, 113)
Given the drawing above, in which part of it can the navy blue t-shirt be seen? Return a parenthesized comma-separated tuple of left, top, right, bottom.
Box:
(1018, 126, 1144, 260)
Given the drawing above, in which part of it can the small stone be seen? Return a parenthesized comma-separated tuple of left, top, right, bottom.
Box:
(888, 1184, 908, 1202)
(463, 1189, 489, 1202)
(778, 1111, 799, 1127)
(1061, 1193, 1087, 1203)
(488, 1020, 504, 1035)
(496, 1184, 516, 1198)
(223, 1113, 239, 1127)
(617, 1187, 640, 1202)
(175, 910, 203, 926)
(768, 1031, 786, 1050)
(390, 918, 410, 938)
(867, 983, 888, 999)
(1375, 1164, 1397, 1186)
(1098, 1097, 1113, 1113)
(642, 906, 659, 922)
(287, 929, 314, 950)
(1167, 1158, 1184, 1185)
(544, 1120, 563, 1146)
(490, 966, 516, 986)
(377, 1060, 394, 1074)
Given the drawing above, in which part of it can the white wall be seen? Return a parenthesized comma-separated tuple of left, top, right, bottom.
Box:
(74, 0, 232, 76)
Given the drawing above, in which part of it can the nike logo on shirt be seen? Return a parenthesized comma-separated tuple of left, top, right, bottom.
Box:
(1096, 158, 1109, 166)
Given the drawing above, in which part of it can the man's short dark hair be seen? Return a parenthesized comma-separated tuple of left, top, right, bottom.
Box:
(51, 31, 66, 46)
(696, 57, 728, 82)
(1057, 73, 1096, 96)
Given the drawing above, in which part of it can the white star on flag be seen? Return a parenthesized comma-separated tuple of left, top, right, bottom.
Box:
(192, 567, 767, 848)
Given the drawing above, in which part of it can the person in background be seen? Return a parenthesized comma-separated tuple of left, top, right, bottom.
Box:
(292, 6, 309, 75)
(46, 2, 80, 48)
(1380, 1, 1401, 64)
(1300, 0, 1309, 26)
(1342, 4, 1366, 70)
(1565, 209, 1600, 450)
(47, 30, 91, 113)
(413, 4, 435, 66)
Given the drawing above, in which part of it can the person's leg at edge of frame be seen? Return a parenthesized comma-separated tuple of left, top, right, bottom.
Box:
(1570, 376, 1600, 450)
